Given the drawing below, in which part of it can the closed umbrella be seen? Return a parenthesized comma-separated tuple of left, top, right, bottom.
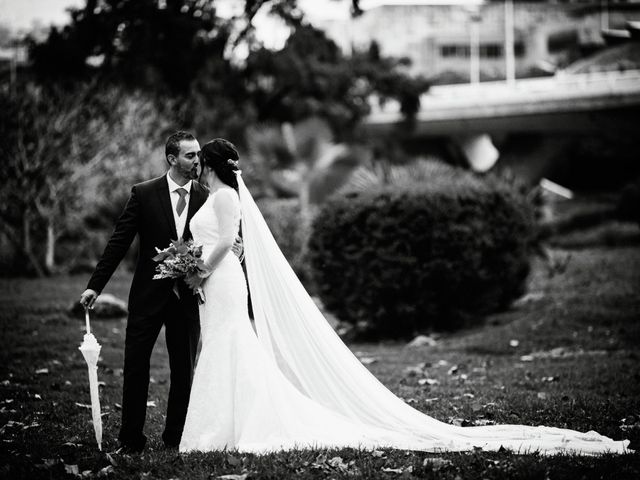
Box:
(78, 307, 103, 451)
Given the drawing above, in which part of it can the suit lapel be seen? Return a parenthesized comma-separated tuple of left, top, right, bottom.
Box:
(156, 177, 178, 240)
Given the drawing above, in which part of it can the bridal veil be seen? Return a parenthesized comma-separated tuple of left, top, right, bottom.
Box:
(236, 174, 630, 455)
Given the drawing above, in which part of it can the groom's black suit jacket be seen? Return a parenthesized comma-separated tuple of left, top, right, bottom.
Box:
(87, 175, 209, 317)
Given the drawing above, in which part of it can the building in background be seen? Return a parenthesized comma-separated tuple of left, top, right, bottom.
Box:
(316, 0, 640, 83)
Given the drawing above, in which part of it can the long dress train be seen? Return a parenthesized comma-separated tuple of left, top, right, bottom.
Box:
(179, 181, 630, 455)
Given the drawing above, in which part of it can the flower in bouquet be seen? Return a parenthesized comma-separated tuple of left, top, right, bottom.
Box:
(152, 238, 207, 304)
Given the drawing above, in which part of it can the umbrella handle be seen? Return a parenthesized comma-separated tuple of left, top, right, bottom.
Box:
(84, 307, 91, 335)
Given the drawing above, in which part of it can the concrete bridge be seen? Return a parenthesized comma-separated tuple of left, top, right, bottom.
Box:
(364, 69, 640, 136)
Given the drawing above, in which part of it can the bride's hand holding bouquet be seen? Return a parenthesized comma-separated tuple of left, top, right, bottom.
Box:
(152, 238, 209, 304)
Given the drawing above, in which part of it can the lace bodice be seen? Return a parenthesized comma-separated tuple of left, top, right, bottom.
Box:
(189, 188, 241, 251)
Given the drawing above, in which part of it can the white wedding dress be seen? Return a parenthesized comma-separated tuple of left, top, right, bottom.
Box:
(179, 179, 630, 455)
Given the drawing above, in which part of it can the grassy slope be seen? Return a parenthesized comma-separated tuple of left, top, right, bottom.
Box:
(0, 248, 639, 479)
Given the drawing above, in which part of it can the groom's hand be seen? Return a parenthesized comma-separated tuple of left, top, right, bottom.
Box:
(79, 289, 98, 309)
(231, 236, 244, 262)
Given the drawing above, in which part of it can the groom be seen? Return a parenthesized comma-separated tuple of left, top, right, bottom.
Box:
(79, 131, 209, 453)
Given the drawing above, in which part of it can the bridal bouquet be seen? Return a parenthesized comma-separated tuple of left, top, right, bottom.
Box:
(152, 238, 206, 304)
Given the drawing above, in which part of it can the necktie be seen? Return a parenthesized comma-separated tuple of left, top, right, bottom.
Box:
(176, 188, 188, 216)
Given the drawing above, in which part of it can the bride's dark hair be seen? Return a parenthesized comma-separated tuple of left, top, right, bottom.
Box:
(200, 138, 240, 191)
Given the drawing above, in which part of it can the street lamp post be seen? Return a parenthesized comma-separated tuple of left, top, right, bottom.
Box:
(504, 0, 516, 85)
(469, 8, 481, 84)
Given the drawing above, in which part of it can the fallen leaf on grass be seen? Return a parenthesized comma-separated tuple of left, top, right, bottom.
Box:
(146, 401, 156, 407)
(75, 403, 92, 409)
(473, 419, 496, 426)
(98, 466, 115, 478)
(359, 357, 378, 365)
(447, 365, 459, 375)
(372, 450, 386, 457)
(381, 467, 404, 474)
(217, 475, 248, 480)
(418, 378, 439, 386)
(1, 421, 23, 432)
(509, 340, 519, 348)
(381, 466, 413, 474)
(537, 392, 548, 400)
(64, 464, 79, 476)
(327, 456, 350, 471)
(35, 368, 49, 375)
(541, 376, 557, 382)
(34, 394, 42, 400)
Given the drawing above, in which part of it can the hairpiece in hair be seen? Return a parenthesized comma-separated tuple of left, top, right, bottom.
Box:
(227, 159, 239, 169)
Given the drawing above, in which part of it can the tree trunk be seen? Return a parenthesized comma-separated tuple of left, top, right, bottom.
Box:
(1, 215, 47, 277)
(23, 214, 31, 253)
(45, 219, 55, 272)
(298, 179, 313, 266)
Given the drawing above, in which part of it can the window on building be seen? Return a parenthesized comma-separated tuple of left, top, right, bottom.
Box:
(480, 44, 502, 58)
(440, 45, 470, 58)
(440, 42, 525, 59)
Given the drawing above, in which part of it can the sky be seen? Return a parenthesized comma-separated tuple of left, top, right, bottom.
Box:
(0, 0, 486, 32)
(0, 0, 350, 32)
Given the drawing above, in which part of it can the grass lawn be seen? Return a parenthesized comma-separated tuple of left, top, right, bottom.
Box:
(0, 246, 639, 479)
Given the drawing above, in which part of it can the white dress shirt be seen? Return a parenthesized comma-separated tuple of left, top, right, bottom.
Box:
(167, 173, 192, 239)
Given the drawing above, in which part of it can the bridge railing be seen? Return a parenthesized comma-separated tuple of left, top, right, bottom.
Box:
(428, 69, 640, 98)
(368, 69, 640, 117)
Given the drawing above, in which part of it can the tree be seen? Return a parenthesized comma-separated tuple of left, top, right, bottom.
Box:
(0, 82, 108, 274)
(243, 26, 430, 137)
(0, 82, 169, 276)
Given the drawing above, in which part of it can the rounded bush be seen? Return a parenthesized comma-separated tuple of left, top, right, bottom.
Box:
(309, 168, 537, 338)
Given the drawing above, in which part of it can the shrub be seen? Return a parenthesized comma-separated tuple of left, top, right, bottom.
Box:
(309, 167, 538, 338)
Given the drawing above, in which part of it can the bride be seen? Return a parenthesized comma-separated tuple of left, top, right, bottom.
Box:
(179, 138, 630, 455)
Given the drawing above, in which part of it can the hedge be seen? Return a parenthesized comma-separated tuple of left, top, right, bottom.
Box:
(308, 168, 538, 338)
